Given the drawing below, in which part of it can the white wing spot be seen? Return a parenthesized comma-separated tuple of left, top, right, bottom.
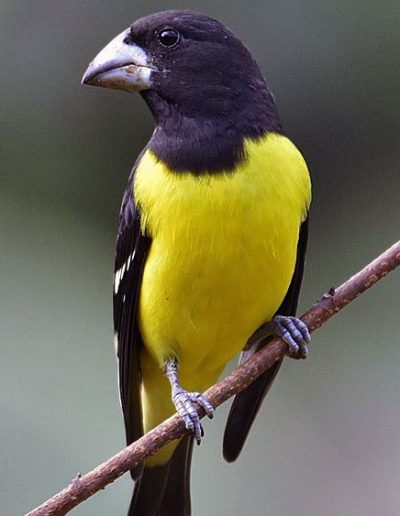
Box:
(114, 269, 121, 294)
(114, 264, 126, 293)
(126, 253, 132, 271)
(114, 252, 136, 293)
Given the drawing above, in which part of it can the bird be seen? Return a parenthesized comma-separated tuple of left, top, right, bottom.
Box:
(82, 10, 311, 516)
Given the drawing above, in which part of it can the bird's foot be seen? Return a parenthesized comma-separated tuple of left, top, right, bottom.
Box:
(172, 389, 214, 444)
(272, 315, 311, 359)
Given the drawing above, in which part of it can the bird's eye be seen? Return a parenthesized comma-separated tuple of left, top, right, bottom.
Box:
(158, 29, 180, 48)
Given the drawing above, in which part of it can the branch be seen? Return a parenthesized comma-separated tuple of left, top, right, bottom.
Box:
(26, 240, 400, 516)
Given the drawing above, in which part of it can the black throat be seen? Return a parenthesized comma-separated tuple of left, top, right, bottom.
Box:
(141, 87, 283, 175)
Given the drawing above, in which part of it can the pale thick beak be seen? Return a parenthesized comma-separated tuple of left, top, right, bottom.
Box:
(82, 29, 153, 92)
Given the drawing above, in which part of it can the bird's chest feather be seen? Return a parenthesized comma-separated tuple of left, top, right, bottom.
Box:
(134, 133, 311, 373)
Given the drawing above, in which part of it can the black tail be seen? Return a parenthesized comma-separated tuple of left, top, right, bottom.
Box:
(128, 436, 194, 516)
(223, 348, 283, 462)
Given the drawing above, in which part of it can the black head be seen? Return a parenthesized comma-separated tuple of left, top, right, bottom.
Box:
(83, 10, 282, 173)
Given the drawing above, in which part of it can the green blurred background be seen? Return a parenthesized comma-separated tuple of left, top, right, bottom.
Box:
(1, 1, 400, 515)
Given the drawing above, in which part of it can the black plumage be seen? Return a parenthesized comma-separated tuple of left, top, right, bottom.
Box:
(131, 11, 283, 174)
(84, 9, 310, 516)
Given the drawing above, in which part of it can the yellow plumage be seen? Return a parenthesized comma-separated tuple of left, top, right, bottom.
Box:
(134, 132, 311, 464)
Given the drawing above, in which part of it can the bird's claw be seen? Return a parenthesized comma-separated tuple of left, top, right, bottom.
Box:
(172, 390, 214, 444)
(273, 315, 311, 359)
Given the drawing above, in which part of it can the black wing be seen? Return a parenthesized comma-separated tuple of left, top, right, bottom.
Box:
(223, 218, 309, 462)
(116, 158, 195, 514)
(113, 158, 151, 479)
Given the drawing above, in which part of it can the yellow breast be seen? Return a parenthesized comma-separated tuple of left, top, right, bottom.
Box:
(135, 133, 311, 387)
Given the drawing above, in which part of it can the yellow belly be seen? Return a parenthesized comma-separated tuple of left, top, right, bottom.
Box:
(134, 133, 311, 442)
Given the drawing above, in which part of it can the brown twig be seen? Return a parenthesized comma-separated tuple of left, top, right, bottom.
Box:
(26, 240, 400, 516)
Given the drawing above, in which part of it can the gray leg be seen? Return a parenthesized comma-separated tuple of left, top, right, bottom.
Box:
(164, 358, 214, 444)
(272, 315, 311, 359)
